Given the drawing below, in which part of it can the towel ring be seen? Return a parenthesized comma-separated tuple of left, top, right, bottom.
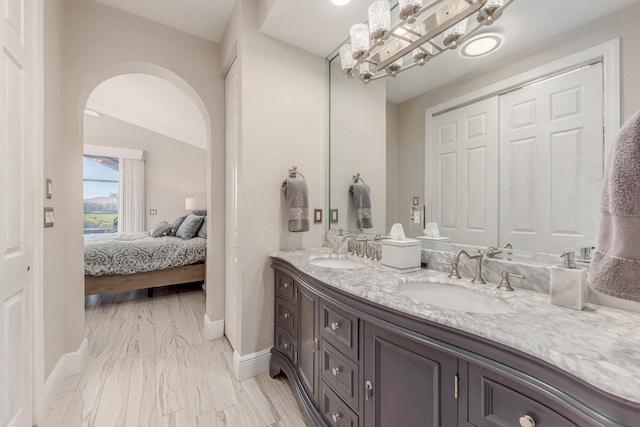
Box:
(289, 165, 306, 181)
(353, 172, 366, 184)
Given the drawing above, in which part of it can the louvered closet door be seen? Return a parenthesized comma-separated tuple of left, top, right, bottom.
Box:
(430, 97, 499, 246)
(0, 0, 35, 425)
(499, 63, 603, 253)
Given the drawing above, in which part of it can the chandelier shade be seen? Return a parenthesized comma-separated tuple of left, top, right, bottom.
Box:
(338, 0, 515, 83)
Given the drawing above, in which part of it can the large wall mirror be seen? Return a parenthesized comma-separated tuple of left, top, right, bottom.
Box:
(328, 0, 640, 257)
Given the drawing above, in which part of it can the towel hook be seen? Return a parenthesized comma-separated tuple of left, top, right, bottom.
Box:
(289, 165, 306, 181)
(352, 172, 366, 184)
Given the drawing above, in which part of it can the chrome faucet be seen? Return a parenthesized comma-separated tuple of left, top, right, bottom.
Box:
(486, 243, 513, 259)
(448, 249, 485, 284)
(341, 234, 369, 258)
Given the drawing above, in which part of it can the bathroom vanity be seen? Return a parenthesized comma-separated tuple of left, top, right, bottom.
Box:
(270, 250, 640, 427)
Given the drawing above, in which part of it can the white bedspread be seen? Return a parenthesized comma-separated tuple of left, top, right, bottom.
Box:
(84, 232, 206, 276)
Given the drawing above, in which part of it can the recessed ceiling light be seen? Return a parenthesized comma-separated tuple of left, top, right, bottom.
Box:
(460, 33, 505, 58)
(331, 0, 351, 6)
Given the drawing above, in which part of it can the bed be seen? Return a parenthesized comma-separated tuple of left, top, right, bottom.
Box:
(84, 232, 207, 295)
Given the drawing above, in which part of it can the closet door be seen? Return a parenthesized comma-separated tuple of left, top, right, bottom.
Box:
(499, 63, 603, 253)
(430, 97, 499, 246)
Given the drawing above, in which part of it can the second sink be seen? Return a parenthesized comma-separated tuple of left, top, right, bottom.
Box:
(398, 282, 512, 314)
(309, 255, 365, 269)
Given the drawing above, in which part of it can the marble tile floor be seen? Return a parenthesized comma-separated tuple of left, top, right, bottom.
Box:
(42, 284, 309, 427)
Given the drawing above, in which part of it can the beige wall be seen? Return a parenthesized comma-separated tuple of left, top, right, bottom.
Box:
(43, 0, 66, 378)
(394, 2, 640, 237)
(386, 101, 401, 227)
(40, 0, 225, 378)
(222, 0, 326, 356)
(83, 115, 207, 228)
(330, 61, 387, 234)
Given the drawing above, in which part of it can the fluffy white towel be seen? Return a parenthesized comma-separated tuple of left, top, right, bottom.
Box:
(589, 110, 640, 301)
(281, 177, 309, 232)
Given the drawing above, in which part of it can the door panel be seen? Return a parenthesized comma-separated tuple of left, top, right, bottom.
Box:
(1, 0, 34, 425)
(499, 63, 603, 253)
(298, 286, 318, 403)
(430, 97, 499, 246)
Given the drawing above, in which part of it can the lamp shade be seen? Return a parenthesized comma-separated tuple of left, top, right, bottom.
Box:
(368, 0, 391, 44)
(185, 196, 206, 211)
(339, 44, 356, 73)
(350, 23, 370, 59)
(399, 0, 422, 22)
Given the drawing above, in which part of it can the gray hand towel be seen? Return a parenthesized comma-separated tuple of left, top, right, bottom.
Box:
(282, 177, 309, 232)
(349, 182, 373, 229)
(589, 110, 640, 301)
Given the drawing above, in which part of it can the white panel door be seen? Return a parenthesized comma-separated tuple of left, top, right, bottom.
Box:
(430, 97, 499, 246)
(499, 63, 603, 253)
(224, 59, 240, 350)
(0, 0, 35, 425)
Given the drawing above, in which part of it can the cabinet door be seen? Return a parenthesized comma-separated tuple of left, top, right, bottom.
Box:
(298, 285, 319, 404)
(363, 322, 459, 427)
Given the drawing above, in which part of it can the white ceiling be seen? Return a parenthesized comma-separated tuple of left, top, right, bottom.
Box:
(86, 74, 207, 149)
(94, 0, 235, 42)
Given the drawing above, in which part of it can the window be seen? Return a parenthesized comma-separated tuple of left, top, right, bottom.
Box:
(83, 155, 119, 234)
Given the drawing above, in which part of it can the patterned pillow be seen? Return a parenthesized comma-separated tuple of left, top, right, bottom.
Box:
(176, 213, 205, 239)
(150, 221, 172, 237)
(168, 215, 187, 236)
(197, 216, 207, 238)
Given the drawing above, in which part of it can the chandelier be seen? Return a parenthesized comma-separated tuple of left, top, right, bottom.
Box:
(339, 0, 515, 83)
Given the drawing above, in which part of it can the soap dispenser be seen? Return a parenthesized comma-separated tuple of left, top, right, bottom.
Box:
(550, 251, 587, 310)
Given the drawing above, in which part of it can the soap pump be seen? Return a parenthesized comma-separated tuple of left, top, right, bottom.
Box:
(550, 250, 586, 310)
(560, 251, 576, 268)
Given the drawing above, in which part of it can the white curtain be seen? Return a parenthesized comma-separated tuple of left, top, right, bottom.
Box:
(118, 158, 145, 232)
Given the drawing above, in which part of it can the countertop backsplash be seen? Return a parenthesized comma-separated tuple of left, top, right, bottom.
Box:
(324, 234, 640, 313)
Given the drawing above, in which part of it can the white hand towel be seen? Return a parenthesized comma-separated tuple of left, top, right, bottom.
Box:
(589, 110, 640, 301)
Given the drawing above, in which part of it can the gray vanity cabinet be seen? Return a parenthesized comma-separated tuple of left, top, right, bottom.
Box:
(270, 259, 640, 427)
(362, 322, 459, 427)
(298, 283, 320, 404)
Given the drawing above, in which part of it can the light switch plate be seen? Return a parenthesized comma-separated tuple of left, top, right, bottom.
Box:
(44, 207, 54, 228)
(150, 209, 158, 215)
(330, 209, 339, 223)
(313, 209, 322, 224)
(412, 196, 419, 206)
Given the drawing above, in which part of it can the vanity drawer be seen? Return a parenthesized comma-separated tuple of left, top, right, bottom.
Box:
(469, 364, 577, 427)
(275, 297, 296, 334)
(321, 381, 358, 427)
(274, 326, 296, 363)
(321, 300, 359, 361)
(275, 271, 296, 301)
(321, 341, 359, 410)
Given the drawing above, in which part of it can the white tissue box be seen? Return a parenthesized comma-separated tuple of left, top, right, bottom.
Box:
(550, 266, 587, 310)
(381, 239, 421, 271)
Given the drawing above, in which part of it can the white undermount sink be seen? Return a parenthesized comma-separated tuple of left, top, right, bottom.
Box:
(308, 256, 365, 269)
(398, 282, 512, 314)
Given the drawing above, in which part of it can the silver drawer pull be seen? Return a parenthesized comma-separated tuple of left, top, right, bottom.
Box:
(283, 281, 291, 289)
(331, 413, 342, 423)
(331, 322, 341, 331)
(519, 415, 536, 427)
(365, 380, 373, 400)
(332, 367, 342, 376)
(283, 342, 290, 350)
(283, 312, 291, 319)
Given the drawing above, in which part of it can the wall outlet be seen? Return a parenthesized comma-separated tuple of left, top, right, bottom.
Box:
(150, 209, 157, 215)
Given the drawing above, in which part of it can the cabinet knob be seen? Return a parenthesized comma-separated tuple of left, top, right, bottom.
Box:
(331, 413, 342, 423)
(365, 380, 373, 400)
(332, 367, 342, 376)
(283, 281, 291, 289)
(283, 342, 290, 350)
(283, 312, 291, 319)
(519, 415, 536, 427)
(331, 322, 341, 331)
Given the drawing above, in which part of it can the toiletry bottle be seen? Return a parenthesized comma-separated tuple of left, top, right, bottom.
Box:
(550, 251, 586, 310)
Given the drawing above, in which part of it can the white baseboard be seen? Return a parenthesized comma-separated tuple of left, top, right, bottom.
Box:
(232, 348, 272, 382)
(203, 314, 224, 341)
(44, 338, 88, 411)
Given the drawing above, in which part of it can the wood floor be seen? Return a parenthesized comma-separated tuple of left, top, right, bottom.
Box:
(41, 284, 309, 427)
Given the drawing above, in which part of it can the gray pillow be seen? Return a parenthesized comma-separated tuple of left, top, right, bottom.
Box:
(197, 216, 207, 238)
(168, 215, 187, 236)
(150, 221, 172, 237)
(176, 213, 205, 239)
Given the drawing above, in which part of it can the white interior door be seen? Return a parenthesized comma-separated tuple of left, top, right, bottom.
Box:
(430, 97, 499, 246)
(0, 0, 35, 425)
(499, 63, 604, 253)
(224, 59, 240, 350)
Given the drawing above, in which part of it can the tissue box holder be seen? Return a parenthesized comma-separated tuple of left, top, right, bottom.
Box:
(381, 239, 421, 272)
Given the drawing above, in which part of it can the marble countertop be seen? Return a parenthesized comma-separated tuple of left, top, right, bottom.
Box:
(271, 248, 640, 404)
